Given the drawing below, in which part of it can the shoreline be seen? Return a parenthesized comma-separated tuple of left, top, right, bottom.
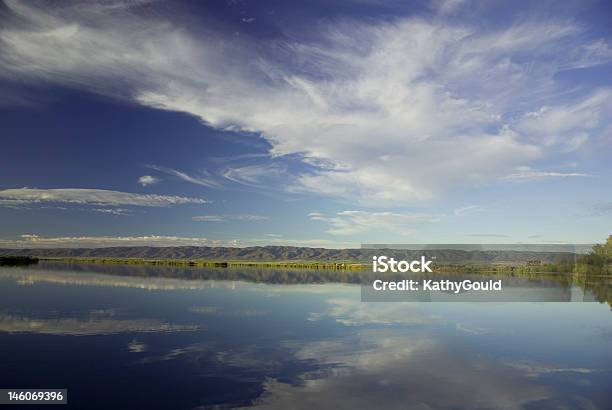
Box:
(25, 257, 611, 276)
(38, 257, 368, 270)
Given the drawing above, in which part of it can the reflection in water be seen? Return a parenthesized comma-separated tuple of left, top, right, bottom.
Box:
(253, 330, 553, 409)
(127, 339, 149, 353)
(188, 306, 268, 317)
(0, 312, 200, 336)
(308, 298, 443, 326)
(9, 260, 612, 306)
(0, 265, 225, 290)
(0, 264, 359, 294)
(0, 264, 611, 409)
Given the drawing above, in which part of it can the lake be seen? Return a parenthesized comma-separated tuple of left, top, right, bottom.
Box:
(1, 262, 611, 409)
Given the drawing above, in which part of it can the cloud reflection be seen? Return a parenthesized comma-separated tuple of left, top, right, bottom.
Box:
(0, 312, 199, 336)
(0, 267, 249, 291)
(188, 306, 267, 317)
(309, 298, 443, 326)
(128, 339, 149, 353)
(252, 329, 555, 409)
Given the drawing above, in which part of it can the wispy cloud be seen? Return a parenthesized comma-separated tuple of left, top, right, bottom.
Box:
(221, 164, 286, 188)
(92, 208, 131, 216)
(515, 89, 612, 152)
(243, 237, 356, 248)
(192, 214, 269, 222)
(454, 205, 484, 217)
(436, 0, 467, 14)
(0, 234, 354, 249)
(146, 165, 221, 188)
(309, 210, 442, 236)
(0, 188, 208, 207)
(191, 215, 226, 222)
(138, 175, 160, 187)
(0, 2, 609, 205)
(502, 167, 591, 182)
(0, 234, 236, 248)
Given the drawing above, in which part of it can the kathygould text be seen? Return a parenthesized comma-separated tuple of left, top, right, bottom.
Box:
(372, 279, 502, 293)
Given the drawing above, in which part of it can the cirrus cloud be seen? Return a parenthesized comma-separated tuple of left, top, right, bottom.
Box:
(192, 214, 269, 222)
(501, 167, 591, 182)
(0, 234, 357, 249)
(0, 234, 234, 248)
(0, 187, 208, 207)
(309, 210, 442, 236)
(0, 1, 610, 206)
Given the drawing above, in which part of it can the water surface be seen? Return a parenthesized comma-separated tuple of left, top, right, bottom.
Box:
(1, 262, 611, 409)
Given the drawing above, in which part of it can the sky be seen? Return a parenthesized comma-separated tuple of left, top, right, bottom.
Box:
(0, 0, 611, 248)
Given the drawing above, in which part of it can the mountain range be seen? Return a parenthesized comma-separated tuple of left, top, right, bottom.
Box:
(0, 246, 580, 264)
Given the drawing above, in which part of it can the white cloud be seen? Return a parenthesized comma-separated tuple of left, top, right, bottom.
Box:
(454, 205, 484, 216)
(243, 237, 357, 248)
(138, 175, 159, 186)
(1, 2, 609, 205)
(92, 207, 131, 216)
(0, 234, 356, 249)
(0, 234, 236, 248)
(220, 164, 286, 188)
(0, 188, 208, 207)
(146, 165, 221, 188)
(192, 214, 269, 222)
(502, 167, 591, 182)
(515, 89, 612, 152)
(309, 210, 442, 236)
(435, 0, 467, 15)
(0, 199, 36, 207)
(192, 215, 226, 222)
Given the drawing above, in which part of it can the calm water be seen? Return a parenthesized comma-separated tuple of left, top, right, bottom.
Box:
(1, 262, 611, 409)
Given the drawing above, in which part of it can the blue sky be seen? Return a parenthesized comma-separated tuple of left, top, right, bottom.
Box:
(0, 0, 611, 248)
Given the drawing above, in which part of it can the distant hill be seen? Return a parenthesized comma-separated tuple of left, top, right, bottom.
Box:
(0, 246, 579, 264)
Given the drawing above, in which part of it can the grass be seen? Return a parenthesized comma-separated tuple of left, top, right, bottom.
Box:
(35, 256, 612, 276)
